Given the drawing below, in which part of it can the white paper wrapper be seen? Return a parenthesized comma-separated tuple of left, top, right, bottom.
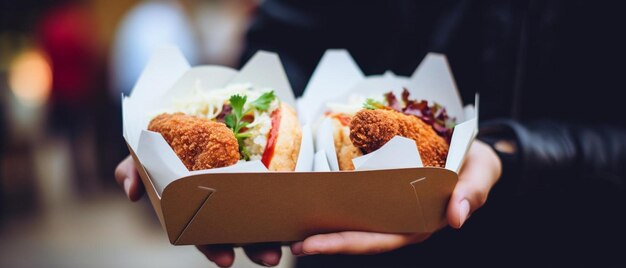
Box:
(123, 45, 313, 195)
(122, 46, 475, 246)
(123, 46, 477, 196)
(298, 50, 479, 172)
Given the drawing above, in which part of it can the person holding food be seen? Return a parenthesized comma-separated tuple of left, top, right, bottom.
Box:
(115, 0, 626, 267)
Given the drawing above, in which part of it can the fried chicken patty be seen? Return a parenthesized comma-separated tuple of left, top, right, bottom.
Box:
(148, 113, 240, 171)
(349, 109, 449, 167)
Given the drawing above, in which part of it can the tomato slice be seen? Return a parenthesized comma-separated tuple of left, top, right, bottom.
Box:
(261, 108, 281, 168)
(333, 114, 351, 126)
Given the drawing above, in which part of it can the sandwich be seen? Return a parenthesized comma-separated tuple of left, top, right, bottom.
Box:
(325, 88, 455, 170)
(148, 84, 302, 171)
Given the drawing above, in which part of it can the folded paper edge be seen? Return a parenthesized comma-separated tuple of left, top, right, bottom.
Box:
(411, 172, 458, 233)
(353, 136, 423, 171)
(173, 186, 216, 244)
(127, 143, 166, 230)
(137, 130, 190, 194)
(409, 178, 428, 232)
(130, 45, 191, 101)
(301, 49, 365, 124)
(228, 50, 296, 108)
(445, 118, 478, 172)
(315, 117, 339, 171)
(295, 125, 314, 172)
(410, 52, 465, 121)
(313, 150, 331, 171)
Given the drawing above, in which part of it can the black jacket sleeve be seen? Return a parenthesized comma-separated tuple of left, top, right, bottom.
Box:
(479, 119, 626, 195)
(242, 0, 626, 196)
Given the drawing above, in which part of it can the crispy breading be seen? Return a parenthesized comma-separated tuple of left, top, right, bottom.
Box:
(349, 109, 449, 167)
(148, 113, 240, 171)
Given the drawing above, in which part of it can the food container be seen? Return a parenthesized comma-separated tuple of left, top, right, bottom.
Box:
(122, 46, 478, 245)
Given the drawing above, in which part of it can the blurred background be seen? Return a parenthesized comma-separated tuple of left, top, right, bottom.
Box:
(0, 0, 294, 267)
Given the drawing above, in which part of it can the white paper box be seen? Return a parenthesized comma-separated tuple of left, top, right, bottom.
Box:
(122, 46, 476, 245)
(299, 50, 478, 173)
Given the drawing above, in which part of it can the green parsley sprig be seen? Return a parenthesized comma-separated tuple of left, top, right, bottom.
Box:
(224, 91, 276, 160)
(363, 98, 386, 110)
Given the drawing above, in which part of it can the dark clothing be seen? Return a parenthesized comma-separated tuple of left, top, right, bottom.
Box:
(240, 0, 626, 265)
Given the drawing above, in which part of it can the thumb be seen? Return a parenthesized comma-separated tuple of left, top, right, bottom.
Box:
(447, 180, 482, 229)
(447, 141, 501, 229)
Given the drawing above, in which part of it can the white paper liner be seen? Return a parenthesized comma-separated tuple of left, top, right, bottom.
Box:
(124, 46, 479, 196)
(305, 50, 479, 173)
(124, 46, 313, 195)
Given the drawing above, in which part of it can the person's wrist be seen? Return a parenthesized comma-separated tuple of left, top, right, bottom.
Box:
(478, 119, 525, 196)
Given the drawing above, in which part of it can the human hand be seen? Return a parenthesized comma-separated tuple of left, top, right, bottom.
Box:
(114, 156, 283, 267)
(290, 140, 502, 256)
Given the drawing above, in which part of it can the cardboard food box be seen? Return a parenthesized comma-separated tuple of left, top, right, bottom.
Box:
(122, 46, 478, 245)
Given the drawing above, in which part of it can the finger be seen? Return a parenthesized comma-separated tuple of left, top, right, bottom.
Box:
(196, 245, 235, 268)
(295, 232, 428, 255)
(114, 155, 145, 201)
(114, 155, 133, 186)
(290, 241, 304, 256)
(447, 141, 501, 229)
(243, 243, 282, 267)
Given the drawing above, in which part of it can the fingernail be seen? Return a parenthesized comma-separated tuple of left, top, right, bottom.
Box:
(459, 199, 470, 228)
(257, 253, 280, 267)
(123, 178, 132, 199)
(302, 249, 319, 256)
(291, 242, 304, 256)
